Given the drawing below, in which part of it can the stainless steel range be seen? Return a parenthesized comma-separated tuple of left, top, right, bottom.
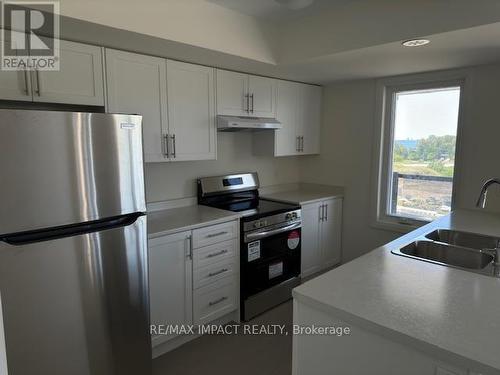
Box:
(198, 173, 301, 321)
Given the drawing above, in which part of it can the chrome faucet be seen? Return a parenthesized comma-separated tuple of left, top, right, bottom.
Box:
(476, 178, 500, 208)
(476, 178, 500, 266)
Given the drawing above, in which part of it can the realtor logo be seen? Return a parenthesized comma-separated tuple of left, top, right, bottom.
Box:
(1, 1, 60, 70)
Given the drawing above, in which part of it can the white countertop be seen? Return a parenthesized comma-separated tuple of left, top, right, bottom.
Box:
(260, 183, 344, 205)
(147, 205, 240, 238)
(293, 209, 500, 372)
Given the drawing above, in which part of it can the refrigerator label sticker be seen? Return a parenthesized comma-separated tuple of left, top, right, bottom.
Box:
(248, 241, 261, 262)
(120, 122, 136, 129)
(269, 262, 283, 279)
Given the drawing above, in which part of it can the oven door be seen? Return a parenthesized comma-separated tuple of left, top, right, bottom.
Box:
(241, 222, 301, 299)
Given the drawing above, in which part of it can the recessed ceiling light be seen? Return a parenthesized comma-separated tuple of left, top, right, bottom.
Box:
(402, 39, 430, 47)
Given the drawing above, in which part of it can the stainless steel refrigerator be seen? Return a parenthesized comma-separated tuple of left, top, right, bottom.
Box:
(0, 110, 151, 374)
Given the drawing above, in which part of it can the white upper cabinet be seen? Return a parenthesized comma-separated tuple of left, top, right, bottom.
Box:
(166, 60, 216, 161)
(248, 75, 276, 118)
(216, 69, 248, 116)
(106, 50, 216, 163)
(34, 40, 104, 106)
(254, 80, 322, 157)
(216, 69, 276, 118)
(0, 35, 32, 101)
(149, 231, 193, 348)
(105, 49, 168, 162)
(275, 80, 300, 156)
(0, 37, 104, 105)
(300, 84, 322, 155)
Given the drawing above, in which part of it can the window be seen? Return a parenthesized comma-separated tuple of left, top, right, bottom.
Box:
(374, 77, 463, 229)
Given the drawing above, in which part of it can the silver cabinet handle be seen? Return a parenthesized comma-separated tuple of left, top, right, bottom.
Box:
(23, 69, 29, 94)
(186, 236, 193, 259)
(250, 93, 254, 113)
(171, 134, 176, 158)
(245, 94, 249, 113)
(206, 249, 228, 258)
(208, 268, 228, 277)
(34, 70, 41, 96)
(163, 134, 170, 157)
(325, 204, 328, 221)
(296, 136, 300, 152)
(209, 296, 228, 306)
(319, 205, 323, 221)
(206, 231, 227, 238)
(300, 136, 304, 152)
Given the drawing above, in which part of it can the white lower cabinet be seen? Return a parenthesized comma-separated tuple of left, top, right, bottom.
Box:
(301, 198, 342, 278)
(149, 230, 192, 348)
(193, 276, 238, 325)
(149, 219, 239, 356)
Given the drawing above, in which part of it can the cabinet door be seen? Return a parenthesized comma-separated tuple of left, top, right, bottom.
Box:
(248, 75, 276, 118)
(275, 80, 300, 156)
(299, 84, 322, 155)
(166, 60, 216, 161)
(300, 202, 323, 278)
(106, 49, 168, 162)
(0, 33, 32, 101)
(216, 69, 248, 116)
(34, 40, 104, 106)
(320, 198, 342, 267)
(149, 231, 192, 347)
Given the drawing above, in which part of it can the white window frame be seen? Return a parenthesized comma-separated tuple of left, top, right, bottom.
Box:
(371, 71, 466, 232)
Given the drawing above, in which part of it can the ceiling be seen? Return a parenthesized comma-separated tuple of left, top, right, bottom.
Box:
(205, 0, 500, 83)
(57, 0, 500, 85)
(207, 0, 345, 21)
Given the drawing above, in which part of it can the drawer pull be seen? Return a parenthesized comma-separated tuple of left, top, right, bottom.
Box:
(206, 249, 228, 258)
(208, 268, 228, 277)
(206, 231, 228, 238)
(208, 296, 228, 306)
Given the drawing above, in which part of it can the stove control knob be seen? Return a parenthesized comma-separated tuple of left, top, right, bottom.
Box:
(253, 222, 260, 228)
(292, 212, 298, 219)
(285, 213, 292, 221)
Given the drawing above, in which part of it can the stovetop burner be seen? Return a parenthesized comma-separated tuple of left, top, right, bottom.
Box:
(212, 198, 299, 219)
(197, 173, 300, 220)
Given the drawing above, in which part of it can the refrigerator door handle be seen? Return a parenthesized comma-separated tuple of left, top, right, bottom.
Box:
(1, 213, 143, 245)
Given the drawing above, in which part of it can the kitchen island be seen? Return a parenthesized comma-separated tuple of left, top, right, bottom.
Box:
(292, 209, 500, 375)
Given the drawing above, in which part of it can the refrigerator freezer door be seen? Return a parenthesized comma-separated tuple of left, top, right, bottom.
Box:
(0, 215, 151, 375)
(0, 110, 145, 236)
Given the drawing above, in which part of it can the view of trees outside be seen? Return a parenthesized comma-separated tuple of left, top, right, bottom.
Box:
(390, 87, 461, 221)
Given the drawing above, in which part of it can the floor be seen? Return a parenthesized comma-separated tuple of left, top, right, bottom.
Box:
(152, 301, 293, 375)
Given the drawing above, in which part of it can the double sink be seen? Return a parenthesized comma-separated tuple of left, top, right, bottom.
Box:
(392, 229, 500, 277)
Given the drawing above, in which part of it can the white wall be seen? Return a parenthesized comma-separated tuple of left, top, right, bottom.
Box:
(58, 0, 276, 64)
(299, 62, 500, 261)
(298, 80, 400, 261)
(145, 132, 300, 202)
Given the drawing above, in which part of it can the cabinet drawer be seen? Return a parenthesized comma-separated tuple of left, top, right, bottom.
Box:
(193, 257, 237, 289)
(192, 221, 238, 248)
(193, 276, 238, 325)
(193, 239, 237, 268)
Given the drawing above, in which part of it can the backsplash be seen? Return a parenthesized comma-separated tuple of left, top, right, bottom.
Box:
(145, 132, 300, 202)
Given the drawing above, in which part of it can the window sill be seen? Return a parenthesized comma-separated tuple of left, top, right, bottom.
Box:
(370, 217, 429, 234)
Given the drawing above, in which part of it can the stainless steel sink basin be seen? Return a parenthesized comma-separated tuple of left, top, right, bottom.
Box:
(425, 229, 500, 250)
(398, 240, 494, 270)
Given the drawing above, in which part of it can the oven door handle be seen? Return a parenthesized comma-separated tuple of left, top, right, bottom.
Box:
(245, 222, 301, 242)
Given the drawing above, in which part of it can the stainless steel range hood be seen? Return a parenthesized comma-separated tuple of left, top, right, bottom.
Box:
(217, 115, 282, 132)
